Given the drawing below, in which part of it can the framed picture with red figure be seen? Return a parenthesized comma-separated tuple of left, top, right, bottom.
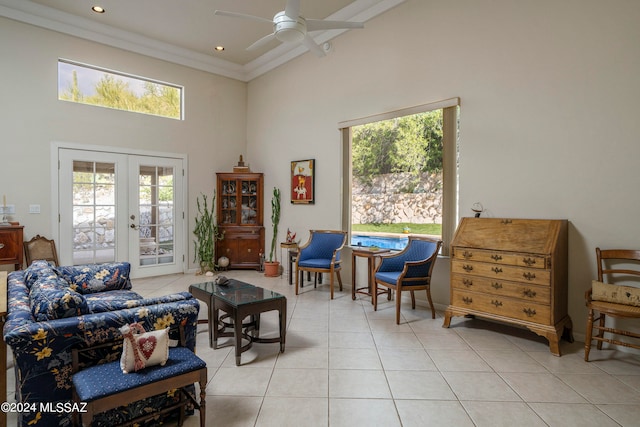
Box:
(291, 159, 315, 204)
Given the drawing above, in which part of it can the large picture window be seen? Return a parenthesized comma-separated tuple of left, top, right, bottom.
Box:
(58, 59, 183, 119)
(340, 98, 459, 255)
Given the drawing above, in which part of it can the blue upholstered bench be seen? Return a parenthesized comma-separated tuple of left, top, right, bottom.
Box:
(71, 334, 207, 426)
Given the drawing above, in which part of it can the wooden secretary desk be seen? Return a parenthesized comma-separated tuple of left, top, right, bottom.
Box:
(216, 172, 264, 270)
(443, 218, 573, 356)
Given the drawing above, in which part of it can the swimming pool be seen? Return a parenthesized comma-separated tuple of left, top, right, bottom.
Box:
(351, 234, 409, 250)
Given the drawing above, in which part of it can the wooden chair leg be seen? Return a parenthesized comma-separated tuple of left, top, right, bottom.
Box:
(410, 290, 416, 309)
(426, 286, 436, 319)
(330, 270, 334, 299)
(597, 314, 606, 350)
(199, 374, 207, 427)
(336, 270, 343, 291)
(295, 268, 300, 295)
(585, 309, 594, 361)
(395, 289, 402, 324)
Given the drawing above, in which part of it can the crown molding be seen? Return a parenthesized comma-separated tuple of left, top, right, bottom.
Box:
(0, 0, 405, 82)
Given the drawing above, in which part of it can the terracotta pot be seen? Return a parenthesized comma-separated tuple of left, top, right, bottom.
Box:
(264, 261, 280, 277)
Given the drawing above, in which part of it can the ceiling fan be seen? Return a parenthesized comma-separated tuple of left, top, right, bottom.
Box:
(214, 0, 364, 57)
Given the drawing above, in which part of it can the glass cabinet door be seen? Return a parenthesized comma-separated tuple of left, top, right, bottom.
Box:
(220, 179, 237, 224)
(241, 179, 258, 224)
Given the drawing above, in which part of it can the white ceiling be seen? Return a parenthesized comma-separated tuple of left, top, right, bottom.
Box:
(0, 0, 405, 81)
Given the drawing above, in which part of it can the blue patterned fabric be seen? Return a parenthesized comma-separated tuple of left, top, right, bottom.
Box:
(56, 262, 132, 294)
(23, 260, 58, 289)
(298, 231, 346, 266)
(74, 346, 206, 401)
(375, 239, 439, 285)
(4, 264, 201, 427)
(29, 274, 89, 321)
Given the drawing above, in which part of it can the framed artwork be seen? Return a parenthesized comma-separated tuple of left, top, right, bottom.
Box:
(291, 159, 315, 204)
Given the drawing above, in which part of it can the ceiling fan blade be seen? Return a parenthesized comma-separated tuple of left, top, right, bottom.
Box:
(302, 35, 326, 57)
(306, 19, 364, 32)
(284, 0, 301, 20)
(247, 32, 278, 51)
(214, 10, 273, 24)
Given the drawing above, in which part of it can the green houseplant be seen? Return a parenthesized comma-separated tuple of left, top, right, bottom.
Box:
(193, 192, 223, 274)
(264, 187, 281, 276)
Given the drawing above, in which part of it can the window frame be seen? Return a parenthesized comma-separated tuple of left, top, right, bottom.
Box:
(339, 97, 459, 256)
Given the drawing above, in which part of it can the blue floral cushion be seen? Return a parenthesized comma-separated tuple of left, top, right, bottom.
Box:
(85, 290, 144, 313)
(29, 275, 89, 321)
(23, 260, 58, 289)
(56, 262, 132, 294)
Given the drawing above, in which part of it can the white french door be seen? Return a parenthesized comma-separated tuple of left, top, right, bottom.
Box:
(57, 148, 185, 278)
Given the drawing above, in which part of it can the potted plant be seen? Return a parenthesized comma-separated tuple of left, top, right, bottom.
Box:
(193, 192, 223, 275)
(264, 187, 281, 277)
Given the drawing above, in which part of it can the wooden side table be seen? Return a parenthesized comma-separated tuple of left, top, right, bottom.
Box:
(0, 225, 23, 270)
(351, 247, 390, 303)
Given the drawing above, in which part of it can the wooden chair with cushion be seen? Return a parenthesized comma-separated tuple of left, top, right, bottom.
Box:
(23, 234, 59, 267)
(373, 236, 442, 324)
(295, 230, 347, 299)
(584, 248, 640, 361)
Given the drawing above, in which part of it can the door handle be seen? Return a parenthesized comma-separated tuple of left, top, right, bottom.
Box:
(130, 223, 139, 230)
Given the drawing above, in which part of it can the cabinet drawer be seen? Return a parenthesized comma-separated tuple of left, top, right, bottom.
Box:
(451, 259, 550, 286)
(452, 248, 547, 269)
(451, 273, 550, 303)
(451, 289, 551, 324)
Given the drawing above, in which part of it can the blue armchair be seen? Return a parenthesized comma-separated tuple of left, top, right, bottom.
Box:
(295, 230, 347, 299)
(374, 236, 442, 324)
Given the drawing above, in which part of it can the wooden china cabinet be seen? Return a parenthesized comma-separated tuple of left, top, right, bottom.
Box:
(216, 172, 264, 270)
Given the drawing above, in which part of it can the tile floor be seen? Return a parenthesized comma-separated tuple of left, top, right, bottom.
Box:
(7, 269, 640, 426)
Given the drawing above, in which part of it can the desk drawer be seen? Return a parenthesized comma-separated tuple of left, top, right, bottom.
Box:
(453, 248, 548, 269)
(451, 289, 551, 324)
(451, 273, 550, 303)
(451, 260, 550, 286)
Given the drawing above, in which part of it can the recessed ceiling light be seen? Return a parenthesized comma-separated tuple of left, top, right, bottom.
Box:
(92, 6, 105, 13)
(214, 46, 225, 52)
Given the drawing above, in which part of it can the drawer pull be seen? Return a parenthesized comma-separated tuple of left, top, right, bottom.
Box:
(501, 219, 513, 224)
(462, 278, 473, 287)
(523, 308, 537, 317)
(462, 251, 473, 259)
(247, 248, 252, 253)
(491, 282, 503, 290)
(490, 254, 503, 261)
(462, 296, 473, 304)
(463, 264, 473, 272)
(491, 300, 503, 308)
(523, 289, 537, 298)
(491, 267, 503, 274)
(523, 272, 536, 281)
(0, 243, 4, 249)
(522, 257, 536, 266)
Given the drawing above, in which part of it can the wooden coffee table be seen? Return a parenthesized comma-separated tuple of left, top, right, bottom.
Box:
(189, 279, 286, 365)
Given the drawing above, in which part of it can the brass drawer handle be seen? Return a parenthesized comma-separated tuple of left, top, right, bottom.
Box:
(462, 251, 473, 259)
(522, 257, 536, 266)
(523, 272, 536, 281)
(501, 219, 513, 224)
(523, 308, 537, 317)
(247, 248, 252, 253)
(491, 282, 503, 290)
(523, 289, 537, 298)
(491, 300, 503, 307)
(462, 296, 473, 304)
(491, 267, 503, 274)
(0, 243, 4, 249)
(463, 264, 473, 272)
(462, 278, 473, 287)
(490, 254, 503, 261)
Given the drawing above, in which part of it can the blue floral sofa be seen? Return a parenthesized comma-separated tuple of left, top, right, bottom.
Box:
(4, 260, 201, 427)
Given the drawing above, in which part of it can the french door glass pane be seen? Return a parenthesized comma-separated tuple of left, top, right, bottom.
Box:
(72, 161, 116, 264)
(138, 165, 174, 266)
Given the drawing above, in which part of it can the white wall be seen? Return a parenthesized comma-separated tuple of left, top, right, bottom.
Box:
(0, 17, 247, 271)
(247, 0, 640, 337)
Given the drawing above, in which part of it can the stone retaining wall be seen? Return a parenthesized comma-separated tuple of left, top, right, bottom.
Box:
(352, 172, 442, 224)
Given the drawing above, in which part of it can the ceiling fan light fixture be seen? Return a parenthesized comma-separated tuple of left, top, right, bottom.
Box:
(273, 11, 306, 43)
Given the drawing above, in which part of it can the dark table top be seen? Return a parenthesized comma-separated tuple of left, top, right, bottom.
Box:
(190, 279, 285, 307)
